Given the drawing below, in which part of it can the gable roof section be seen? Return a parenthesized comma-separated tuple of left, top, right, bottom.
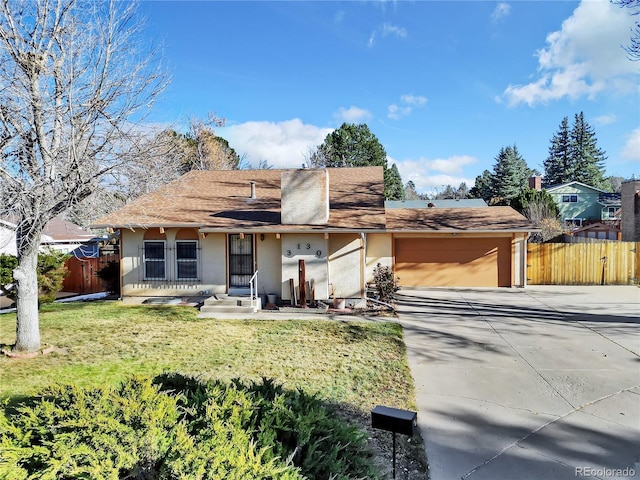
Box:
(42, 217, 95, 242)
(92, 167, 386, 231)
(385, 206, 534, 232)
(546, 181, 606, 193)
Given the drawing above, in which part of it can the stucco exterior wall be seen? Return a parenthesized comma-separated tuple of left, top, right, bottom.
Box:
(281, 233, 328, 300)
(121, 229, 227, 297)
(328, 233, 363, 300)
(255, 233, 282, 297)
(365, 233, 392, 283)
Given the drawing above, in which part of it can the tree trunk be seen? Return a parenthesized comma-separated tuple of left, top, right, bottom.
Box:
(13, 226, 41, 352)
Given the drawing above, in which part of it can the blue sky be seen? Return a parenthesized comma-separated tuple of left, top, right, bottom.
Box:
(142, 0, 639, 195)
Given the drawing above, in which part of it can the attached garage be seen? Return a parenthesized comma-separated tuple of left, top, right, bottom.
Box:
(394, 236, 512, 287)
(384, 206, 535, 288)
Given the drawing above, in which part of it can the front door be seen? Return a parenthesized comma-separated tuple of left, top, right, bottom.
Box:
(228, 234, 254, 288)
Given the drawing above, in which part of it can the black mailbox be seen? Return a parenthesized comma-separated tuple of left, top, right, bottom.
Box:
(371, 405, 417, 436)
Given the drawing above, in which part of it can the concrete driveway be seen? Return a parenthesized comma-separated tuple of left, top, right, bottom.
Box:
(398, 286, 640, 480)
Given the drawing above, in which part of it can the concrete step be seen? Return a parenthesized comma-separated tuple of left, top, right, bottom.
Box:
(198, 295, 261, 318)
(199, 305, 256, 314)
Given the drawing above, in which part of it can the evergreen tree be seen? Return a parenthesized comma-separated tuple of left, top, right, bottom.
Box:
(317, 123, 387, 168)
(470, 169, 493, 201)
(315, 123, 402, 200)
(404, 181, 421, 200)
(570, 112, 608, 189)
(511, 188, 559, 218)
(543, 112, 608, 189)
(385, 163, 406, 200)
(544, 116, 573, 186)
(491, 145, 531, 202)
(456, 182, 470, 199)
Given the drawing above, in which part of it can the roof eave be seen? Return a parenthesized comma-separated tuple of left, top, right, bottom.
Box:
(387, 228, 540, 234)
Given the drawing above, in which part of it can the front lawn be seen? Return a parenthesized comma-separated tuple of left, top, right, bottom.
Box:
(0, 301, 427, 478)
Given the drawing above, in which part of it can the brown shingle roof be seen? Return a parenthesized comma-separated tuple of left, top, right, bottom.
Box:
(385, 206, 534, 232)
(92, 167, 536, 233)
(92, 167, 386, 231)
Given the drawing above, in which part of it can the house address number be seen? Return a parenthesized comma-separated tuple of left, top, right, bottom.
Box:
(284, 243, 323, 258)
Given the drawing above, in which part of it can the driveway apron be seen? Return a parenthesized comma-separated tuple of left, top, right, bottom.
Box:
(397, 286, 640, 480)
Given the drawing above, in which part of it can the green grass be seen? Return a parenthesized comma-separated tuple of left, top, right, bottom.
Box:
(0, 301, 415, 414)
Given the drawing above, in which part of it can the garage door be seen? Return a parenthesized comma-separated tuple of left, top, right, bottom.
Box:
(395, 237, 512, 287)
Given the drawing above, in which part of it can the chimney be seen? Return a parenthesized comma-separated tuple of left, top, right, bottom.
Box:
(249, 181, 256, 199)
(281, 169, 329, 225)
(529, 175, 542, 191)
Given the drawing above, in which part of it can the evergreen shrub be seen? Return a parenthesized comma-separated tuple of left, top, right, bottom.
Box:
(0, 374, 379, 480)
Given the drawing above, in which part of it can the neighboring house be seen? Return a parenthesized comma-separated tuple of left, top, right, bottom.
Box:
(0, 217, 98, 257)
(546, 181, 621, 227)
(566, 223, 621, 241)
(91, 167, 535, 305)
(621, 179, 640, 242)
(385, 199, 488, 208)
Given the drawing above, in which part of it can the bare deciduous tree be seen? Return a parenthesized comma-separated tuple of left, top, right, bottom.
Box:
(0, 0, 167, 352)
(614, 0, 640, 61)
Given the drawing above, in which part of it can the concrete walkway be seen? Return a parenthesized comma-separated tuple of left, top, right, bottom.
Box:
(398, 286, 640, 480)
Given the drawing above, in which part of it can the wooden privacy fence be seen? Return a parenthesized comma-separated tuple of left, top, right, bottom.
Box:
(63, 254, 119, 294)
(527, 242, 639, 285)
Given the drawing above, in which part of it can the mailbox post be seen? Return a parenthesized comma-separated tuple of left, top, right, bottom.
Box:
(371, 405, 417, 479)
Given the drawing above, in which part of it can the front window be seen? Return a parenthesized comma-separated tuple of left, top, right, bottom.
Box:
(562, 194, 578, 203)
(144, 241, 166, 280)
(176, 241, 198, 280)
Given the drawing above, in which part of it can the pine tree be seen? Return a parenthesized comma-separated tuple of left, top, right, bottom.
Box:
(385, 163, 406, 200)
(470, 169, 493, 201)
(543, 112, 608, 189)
(404, 181, 421, 200)
(491, 145, 531, 201)
(315, 123, 403, 200)
(570, 112, 608, 189)
(544, 117, 572, 186)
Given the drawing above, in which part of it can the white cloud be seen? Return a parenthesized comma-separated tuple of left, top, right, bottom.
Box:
(368, 22, 407, 48)
(387, 94, 427, 120)
(503, 0, 636, 107)
(400, 94, 427, 106)
(333, 106, 372, 124)
(394, 155, 477, 195)
(368, 31, 376, 48)
(593, 114, 617, 126)
(219, 119, 333, 168)
(381, 23, 407, 38)
(491, 2, 511, 23)
(334, 10, 345, 23)
(622, 128, 640, 161)
(387, 104, 411, 120)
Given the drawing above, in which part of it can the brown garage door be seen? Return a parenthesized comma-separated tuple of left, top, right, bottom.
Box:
(395, 237, 512, 287)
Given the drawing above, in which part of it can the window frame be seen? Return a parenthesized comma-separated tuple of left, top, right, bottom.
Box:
(175, 240, 199, 281)
(564, 218, 583, 228)
(143, 240, 166, 280)
(561, 194, 578, 203)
